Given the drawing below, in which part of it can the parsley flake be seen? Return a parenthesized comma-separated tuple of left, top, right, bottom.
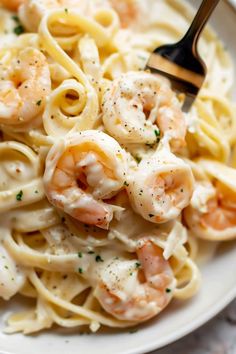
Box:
(95, 255, 104, 263)
(124, 181, 129, 187)
(135, 262, 141, 269)
(129, 328, 138, 334)
(14, 25, 24, 35)
(16, 190, 23, 201)
(78, 252, 83, 258)
(78, 267, 83, 274)
(134, 156, 142, 164)
(148, 214, 154, 218)
(154, 129, 160, 137)
(166, 288, 172, 293)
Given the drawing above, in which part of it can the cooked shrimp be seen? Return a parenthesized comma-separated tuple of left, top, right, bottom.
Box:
(109, 0, 141, 28)
(44, 130, 128, 229)
(184, 180, 236, 241)
(19, 0, 89, 32)
(102, 71, 186, 151)
(95, 240, 176, 322)
(0, 0, 25, 11)
(0, 47, 51, 126)
(183, 159, 236, 241)
(127, 143, 194, 223)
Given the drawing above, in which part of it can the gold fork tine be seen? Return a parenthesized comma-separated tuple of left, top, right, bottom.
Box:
(146, 0, 220, 112)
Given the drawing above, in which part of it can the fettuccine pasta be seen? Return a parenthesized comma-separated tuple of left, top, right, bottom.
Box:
(0, 0, 235, 335)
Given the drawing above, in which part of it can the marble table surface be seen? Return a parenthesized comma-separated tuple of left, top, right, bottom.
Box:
(152, 299, 236, 354)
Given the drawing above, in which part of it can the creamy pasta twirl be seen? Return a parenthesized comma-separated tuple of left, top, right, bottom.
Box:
(0, 0, 235, 335)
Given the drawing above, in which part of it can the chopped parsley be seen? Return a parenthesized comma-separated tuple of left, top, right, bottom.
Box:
(65, 8, 68, 13)
(129, 328, 138, 334)
(154, 129, 161, 143)
(13, 25, 24, 36)
(78, 268, 83, 274)
(78, 252, 83, 258)
(16, 190, 23, 201)
(12, 15, 20, 23)
(95, 255, 104, 263)
(135, 262, 141, 269)
(88, 251, 95, 255)
(34, 190, 39, 194)
(134, 156, 142, 164)
(36, 100, 42, 106)
(166, 288, 172, 293)
(148, 214, 154, 218)
(124, 181, 129, 187)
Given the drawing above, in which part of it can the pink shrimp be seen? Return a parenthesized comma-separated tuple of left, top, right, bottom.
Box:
(102, 71, 186, 151)
(184, 181, 236, 240)
(43, 130, 128, 229)
(95, 240, 175, 322)
(0, 0, 25, 11)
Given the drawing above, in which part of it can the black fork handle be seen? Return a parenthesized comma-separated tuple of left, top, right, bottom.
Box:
(184, 0, 220, 47)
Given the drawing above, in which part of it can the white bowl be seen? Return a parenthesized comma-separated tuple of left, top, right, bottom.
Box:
(0, 1, 236, 353)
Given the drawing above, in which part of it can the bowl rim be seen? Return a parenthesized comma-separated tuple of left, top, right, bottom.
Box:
(127, 286, 236, 354)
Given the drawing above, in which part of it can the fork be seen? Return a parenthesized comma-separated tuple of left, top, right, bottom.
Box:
(146, 0, 220, 112)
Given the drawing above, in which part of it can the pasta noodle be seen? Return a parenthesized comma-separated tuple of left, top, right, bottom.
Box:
(0, 0, 235, 335)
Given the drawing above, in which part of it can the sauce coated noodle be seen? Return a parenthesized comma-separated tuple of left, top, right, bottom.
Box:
(0, 0, 234, 334)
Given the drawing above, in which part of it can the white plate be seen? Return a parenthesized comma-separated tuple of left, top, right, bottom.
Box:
(0, 1, 236, 354)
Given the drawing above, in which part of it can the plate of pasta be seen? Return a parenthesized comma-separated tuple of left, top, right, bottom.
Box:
(0, 0, 236, 353)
